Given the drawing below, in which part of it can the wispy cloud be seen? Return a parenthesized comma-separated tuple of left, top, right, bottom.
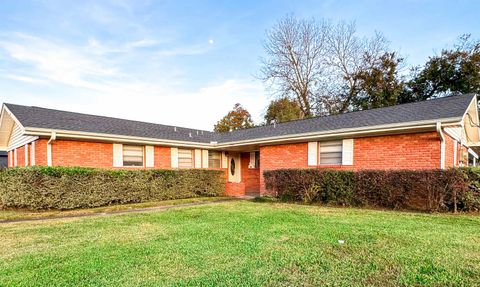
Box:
(4, 74, 50, 85)
(157, 43, 213, 57)
(0, 32, 265, 129)
(0, 33, 121, 90)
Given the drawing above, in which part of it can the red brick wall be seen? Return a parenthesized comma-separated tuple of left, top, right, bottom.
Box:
(260, 132, 443, 194)
(445, 134, 457, 168)
(34, 139, 48, 166)
(17, 145, 26, 167)
(225, 182, 246, 197)
(51, 140, 113, 168)
(27, 139, 172, 169)
(240, 152, 260, 193)
(154, 146, 171, 169)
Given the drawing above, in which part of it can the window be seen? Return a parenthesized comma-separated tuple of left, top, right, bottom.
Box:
(255, 151, 260, 168)
(123, 145, 144, 167)
(178, 149, 194, 168)
(248, 151, 260, 169)
(208, 151, 221, 169)
(320, 141, 342, 165)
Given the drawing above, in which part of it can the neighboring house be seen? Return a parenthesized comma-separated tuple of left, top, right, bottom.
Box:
(1, 93, 479, 196)
(0, 151, 7, 168)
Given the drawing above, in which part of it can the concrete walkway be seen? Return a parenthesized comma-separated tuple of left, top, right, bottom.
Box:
(0, 198, 241, 224)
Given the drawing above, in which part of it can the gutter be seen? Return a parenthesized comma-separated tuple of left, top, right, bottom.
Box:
(436, 122, 445, 169)
(47, 131, 56, 166)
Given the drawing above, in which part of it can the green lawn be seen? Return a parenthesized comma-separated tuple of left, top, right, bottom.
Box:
(1, 200, 479, 286)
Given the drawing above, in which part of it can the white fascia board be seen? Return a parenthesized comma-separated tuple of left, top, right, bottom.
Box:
(23, 127, 213, 149)
(461, 94, 479, 122)
(23, 117, 463, 150)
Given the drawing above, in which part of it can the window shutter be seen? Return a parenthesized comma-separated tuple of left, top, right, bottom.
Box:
(202, 150, 209, 168)
(145, 145, 154, 167)
(194, 149, 202, 168)
(248, 152, 255, 168)
(221, 152, 228, 168)
(14, 149, 17, 167)
(342, 139, 354, 165)
(171, 147, 178, 168)
(308, 142, 318, 166)
(113, 144, 123, 167)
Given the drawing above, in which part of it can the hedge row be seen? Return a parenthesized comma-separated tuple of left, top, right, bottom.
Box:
(264, 168, 480, 212)
(0, 167, 225, 210)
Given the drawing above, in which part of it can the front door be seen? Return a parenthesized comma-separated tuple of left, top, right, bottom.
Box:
(228, 153, 241, 183)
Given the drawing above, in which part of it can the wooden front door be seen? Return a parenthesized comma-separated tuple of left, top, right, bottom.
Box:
(228, 153, 241, 183)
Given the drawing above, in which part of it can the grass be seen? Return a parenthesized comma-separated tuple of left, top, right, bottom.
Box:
(1, 200, 479, 286)
(0, 197, 227, 222)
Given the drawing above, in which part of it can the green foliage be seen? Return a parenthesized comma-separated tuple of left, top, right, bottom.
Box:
(264, 168, 480, 212)
(0, 167, 225, 210)
(401, 34, 480, 103)
(352, 52, 405, 110)
(264, 97, 304, 124)
(214, 103, 254, 132)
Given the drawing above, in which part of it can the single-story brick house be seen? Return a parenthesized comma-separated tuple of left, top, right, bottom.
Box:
(1, 93, 479, 196)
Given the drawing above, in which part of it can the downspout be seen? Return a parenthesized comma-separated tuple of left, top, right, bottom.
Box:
(47, 131, 56, 166)
(436, 122, 445, 169)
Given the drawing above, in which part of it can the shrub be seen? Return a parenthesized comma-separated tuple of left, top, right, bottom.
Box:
(264, 168, 479, 212)
(0, 167, 225, 210)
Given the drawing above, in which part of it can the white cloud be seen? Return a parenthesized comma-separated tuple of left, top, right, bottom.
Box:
(4, 75, 50, 85)
(0, 34, 120, 90)
(0, 33, 268, 130)
(156, 43, 213, 57)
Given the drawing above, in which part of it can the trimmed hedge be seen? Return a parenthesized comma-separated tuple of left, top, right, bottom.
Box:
(264, 168, 480, 212)
(0, 167, 225, 210)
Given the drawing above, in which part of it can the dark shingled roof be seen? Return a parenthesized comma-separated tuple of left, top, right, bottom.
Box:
(4, 93, 475, 144)
(5, 104, 218, 143)
(218, 93, 476, 143)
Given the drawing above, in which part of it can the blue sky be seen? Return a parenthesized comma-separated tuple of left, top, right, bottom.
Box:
(1, 0, 478, 130)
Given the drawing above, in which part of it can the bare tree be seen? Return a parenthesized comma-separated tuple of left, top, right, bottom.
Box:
(260, 16, 329, 118)
(322, 22, 390, 114)
(260, 16, 393, 117)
